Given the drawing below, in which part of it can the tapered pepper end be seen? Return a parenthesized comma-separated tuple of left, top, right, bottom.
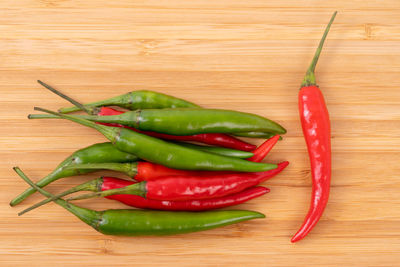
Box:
(248, 135, 280, 162)
(291, 231, 304, 243)
(290, 213, 320, 243)
(301, 11, 337, 87)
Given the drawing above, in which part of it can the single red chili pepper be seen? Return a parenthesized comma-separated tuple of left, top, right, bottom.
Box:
(147, 161, 288, 201)
(98, 107, 256, 151)
(102, 177, 269, 211)
(68, 161, 289, 201)
(19, 177, 270, 215)
(65, 136, 281, 181)
(291, 12, 336, 243)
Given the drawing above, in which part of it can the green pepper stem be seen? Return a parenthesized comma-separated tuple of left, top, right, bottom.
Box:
(37, 80, 97, 115)
(65, 162, 138, 177)
(18, 177, 103, 216)
(28, 113, 93, 120)
(301, 11, 337, 87)
(13, 167, 100, 227)
(10, 171, 61, 206)
(28, 114, 60, 119)
(33, 107, 119, 143)
(68, 181, 147, 201)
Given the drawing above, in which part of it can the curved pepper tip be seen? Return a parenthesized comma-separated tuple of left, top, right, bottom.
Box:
(280, 161, 289, 169)
(291, 230, 307, 243)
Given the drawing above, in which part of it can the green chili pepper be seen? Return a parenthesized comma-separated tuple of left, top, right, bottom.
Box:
(9, 142, 138, 206)
(29, 113, 280, 139)
(33, 107, 277, 172)
(56, 89, 198, 115)
(14, 167, 265, 236)
(31, 108, 286, 135)
(38, 80, 283, 138)
(173, 142, 254, 158)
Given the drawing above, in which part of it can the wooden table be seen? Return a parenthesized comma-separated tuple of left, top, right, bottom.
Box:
(1, 1, 399, 266)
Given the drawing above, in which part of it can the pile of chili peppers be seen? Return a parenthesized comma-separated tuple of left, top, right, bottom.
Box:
(11, 12, 336, 241)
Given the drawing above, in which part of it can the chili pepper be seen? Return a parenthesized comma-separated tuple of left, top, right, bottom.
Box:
(291, 12, 336, 243)
(67, 161, 289, 202)
(98, 107, 257, 151)
(66, 161, 287, 185)
(247, 135, 280, 162)
(14, 167, 265, 236)
(35, 83, 199, 115)
(103, 183, 269, 212)
(33, 108, 286, 136)
(63, 136, 282, 180)
(231, 132, 278, 139)
(9, 142, 138, 206)
(172, 142, 253, 158)
(19, 176, 270, 215)
(32, 107, 278, 172)
(31, 108, 257, 152)
(38, 81, 277, 141)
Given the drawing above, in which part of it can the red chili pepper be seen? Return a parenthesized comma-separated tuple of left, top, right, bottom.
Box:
(291, 12, 336, 243)
(102, 177, 269, 211)
(145, 161, 288, 201)
(98, 107, 256, 151)
(68, 161, 289, 202)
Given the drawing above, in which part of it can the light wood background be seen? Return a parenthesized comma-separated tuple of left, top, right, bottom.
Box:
(1, 1, 400, 266)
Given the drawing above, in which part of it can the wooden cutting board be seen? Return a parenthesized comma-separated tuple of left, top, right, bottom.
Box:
(1, 1, 399, 266)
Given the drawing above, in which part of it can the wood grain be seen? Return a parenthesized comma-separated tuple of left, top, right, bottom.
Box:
(1, 1, 399, 266)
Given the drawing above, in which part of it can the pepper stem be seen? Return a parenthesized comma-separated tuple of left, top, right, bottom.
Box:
(65, 162, 138, 178)
(68, 181, 147, 201)
(301, 11, 337, 87)
(33, 107, 119, 143)
(37, 80, 98, 115)
(13, 167, 101, 227)
(18, 177, 103, 216)
(27, 114, 60, 119)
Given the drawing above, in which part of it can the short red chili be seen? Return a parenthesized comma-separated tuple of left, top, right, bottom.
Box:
(19, 177, 270, 215)
(67, 161, 289, 201)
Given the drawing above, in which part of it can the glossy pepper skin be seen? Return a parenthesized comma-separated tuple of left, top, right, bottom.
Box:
(44, 82, 277, 140)
(64, 135, 280, 181)
(143, 171, 272, 201)
(173, 142, 254, 158)
(98, 209, 263, 236)
(15, 168, 265, 236)
(55, 108, 286, 136)
(58, 90, 199, 114)
(32, 108, 278, 172)
(67, 161, 289, 202)
(103, 180, 269, 211)
(18, 178, 270, 215)
(9, 142, 138, 206)
(291, 12, 336, 243)
(99, 107, 257, 151)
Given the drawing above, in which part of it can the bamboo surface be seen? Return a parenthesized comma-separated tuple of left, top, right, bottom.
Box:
(1, 1, 400, 266)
